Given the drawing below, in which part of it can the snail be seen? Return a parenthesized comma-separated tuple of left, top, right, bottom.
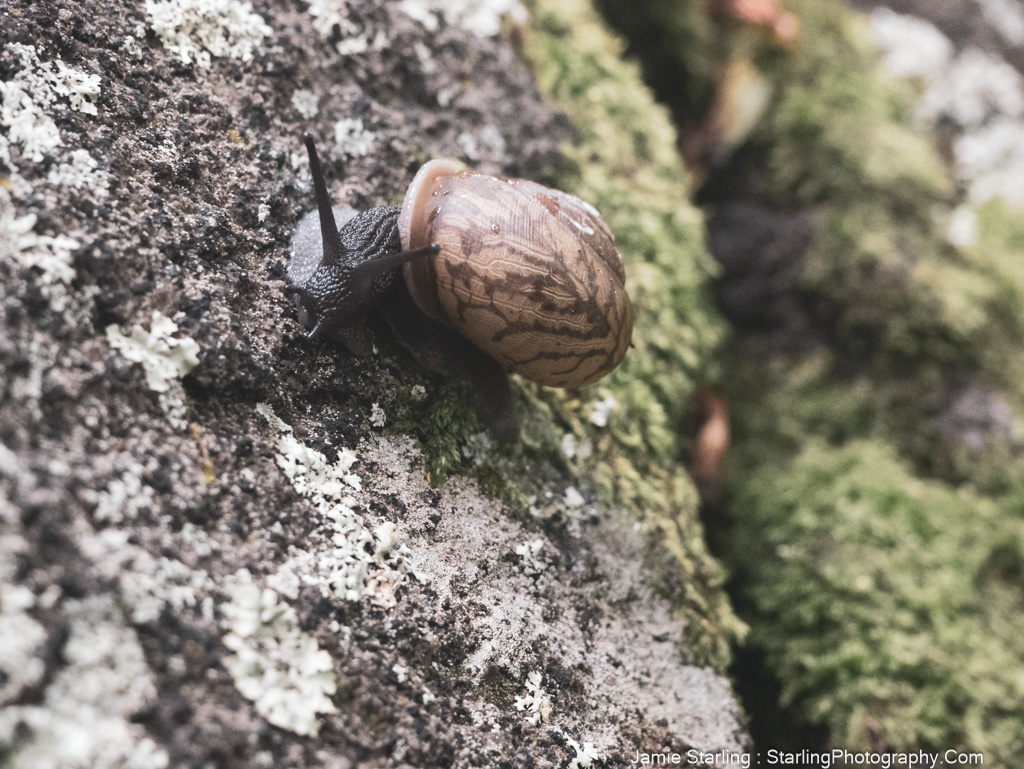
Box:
(287, 134, 634, 439)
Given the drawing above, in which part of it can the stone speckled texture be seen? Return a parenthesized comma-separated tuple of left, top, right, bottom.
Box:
(0, 0, 747, 766)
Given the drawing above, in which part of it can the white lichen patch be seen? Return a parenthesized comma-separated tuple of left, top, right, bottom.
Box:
(0, 594, 169, 769)
(307, 0, 357, 41)
(870, 8, 1024, 206)
(222, 581, 337, 736)
(514, 670, 552, 725)
(588, 395, 617, 427)
(947, 205, 978, 247)
(977, 0, 1024, 47)
(560, 432, 594, 462)
(85, 466, 157, 524)
(370, 401, 386, 428)
(869, 8, 953, 81)
(256, 403, 417, 606)
(0, 475, 48, 705)
(119, 550, 213, 624)
(76, 527, 215, 625)
(0, 532, 47, 704)
(461, 432, 493, 467)
(0, 337, 55, 423)
(337, 29, 389, 56)
(397, 0, 439, 32)
(0, 44, 107, 200)
(0, 43, 101, 162)
(106, 311, 200, 430)
(145, 0, 272, 69)
(398, 0, 526, 37)
(919, 47, 1024, 129)
(45, 148, 111, 198)
(1, 192, 77, 295)
(305, 0, 389, 56)
(257, 402, 361, 494)
(515, 538, 546, 576)
(291, 88, 319, 119)
(953, 117, 1024, 204)
(0, 189, 98, 332)
(563, 486, 585, 509)
(564, 735, 601, 769)
(334, 117, 375, 159)
(455, 125, 508, 161)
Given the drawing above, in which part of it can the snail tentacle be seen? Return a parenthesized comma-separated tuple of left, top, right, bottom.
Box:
(303, 133, 345, 267)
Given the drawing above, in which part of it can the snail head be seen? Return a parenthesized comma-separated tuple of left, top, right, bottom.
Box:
(288, 134, 438, 355)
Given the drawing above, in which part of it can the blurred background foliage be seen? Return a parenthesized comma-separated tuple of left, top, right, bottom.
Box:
(590, 0, 1024, 761)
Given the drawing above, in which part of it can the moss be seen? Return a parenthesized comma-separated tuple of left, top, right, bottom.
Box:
(730, 439, 1024, 758)
(387, 379, 489, 486)
(758, 1, 1024, 403)
(759, 4, 949, 209)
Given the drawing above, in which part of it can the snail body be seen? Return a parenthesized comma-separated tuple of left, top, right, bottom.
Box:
(287, 135, 633, 434)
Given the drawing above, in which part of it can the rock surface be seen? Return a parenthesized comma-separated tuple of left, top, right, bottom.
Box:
(0, 1, 748, 766)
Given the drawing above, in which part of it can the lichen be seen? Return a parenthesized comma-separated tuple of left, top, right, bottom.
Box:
(565, 735, 601, 769)
(0, 595, 170, 769)
(291, 89, 319, 120)
(76, 527, 215, 625)
(0, 43, 100, 163)
(145, 0, 272, 69)
(514, 538, 546, 575)
(256, 403, 416, 606)
(1, 192, 78, 300)
(222, 581, 337, 737)
(513, 670, 553, 725)
(106, 312, 201, 430)
(306, 0, 357, 39)
(0, 189, 97, 334)
(0, 520, 47, 705)
(44, 149, 111, 199)
(333, 117, 375, 160)
(398, 0, 527, 37)
(870, 8, 1024, 206)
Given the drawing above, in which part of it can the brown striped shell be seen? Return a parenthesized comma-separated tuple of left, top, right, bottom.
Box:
(397, 159, 634, 388)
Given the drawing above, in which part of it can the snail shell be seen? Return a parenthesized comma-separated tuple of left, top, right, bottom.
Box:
(398, 159, 634, 388)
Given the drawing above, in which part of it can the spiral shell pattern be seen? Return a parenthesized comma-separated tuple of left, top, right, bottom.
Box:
(398, 160, 634, 388)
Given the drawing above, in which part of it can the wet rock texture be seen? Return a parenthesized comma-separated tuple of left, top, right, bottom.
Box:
(0, 1, 747, 767)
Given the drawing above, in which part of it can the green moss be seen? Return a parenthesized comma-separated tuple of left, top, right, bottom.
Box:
(730, 439, 1024, 758)
(387, 380, 487, 485)
(760, 4, 949, 208)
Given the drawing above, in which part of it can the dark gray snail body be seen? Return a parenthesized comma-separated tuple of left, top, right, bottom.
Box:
(287, 135, 634, 434)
